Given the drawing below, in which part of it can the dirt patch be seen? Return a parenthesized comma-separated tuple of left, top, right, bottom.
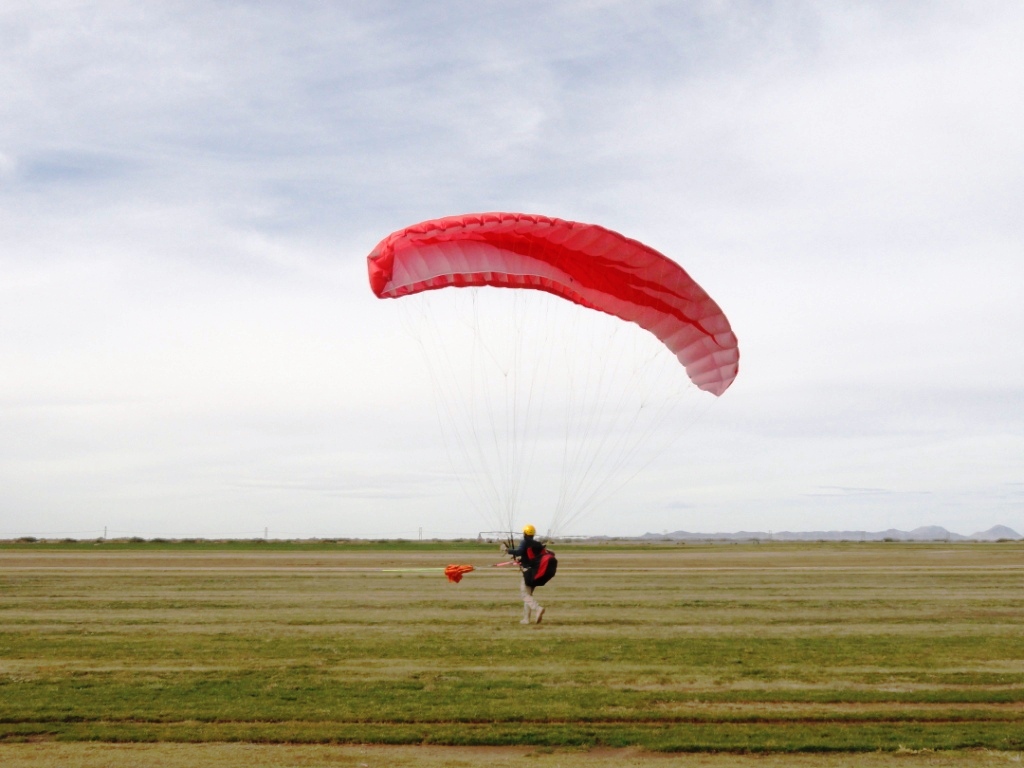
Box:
(1, 743, 1021, 768)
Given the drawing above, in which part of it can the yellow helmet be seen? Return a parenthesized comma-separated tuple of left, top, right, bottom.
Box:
(522, 524, 536, 536)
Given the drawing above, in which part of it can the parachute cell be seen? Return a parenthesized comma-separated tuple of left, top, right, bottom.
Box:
(367, 212, 739, 395)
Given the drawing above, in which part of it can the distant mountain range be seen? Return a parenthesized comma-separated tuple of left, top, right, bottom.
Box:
(641, 525, 1021, 542)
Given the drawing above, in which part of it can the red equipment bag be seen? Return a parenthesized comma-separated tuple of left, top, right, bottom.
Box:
(527, 548, 558, 587)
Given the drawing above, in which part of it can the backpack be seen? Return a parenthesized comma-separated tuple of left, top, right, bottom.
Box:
(528, 547, 558, 587)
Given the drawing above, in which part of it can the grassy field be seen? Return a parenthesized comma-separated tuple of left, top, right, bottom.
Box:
(1, 539, 1022, 766)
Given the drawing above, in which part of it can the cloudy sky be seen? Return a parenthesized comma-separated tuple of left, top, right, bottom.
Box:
(2, 1, 1021, 539)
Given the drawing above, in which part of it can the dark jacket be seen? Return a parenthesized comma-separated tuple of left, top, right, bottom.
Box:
(509, 535, 557, 587)
(508, 534, 545, 569)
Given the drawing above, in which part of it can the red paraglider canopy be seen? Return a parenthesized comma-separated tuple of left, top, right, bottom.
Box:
(367, 212, 738, 395)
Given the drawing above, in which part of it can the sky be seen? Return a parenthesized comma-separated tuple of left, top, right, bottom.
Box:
(1, 1, 1021, 540)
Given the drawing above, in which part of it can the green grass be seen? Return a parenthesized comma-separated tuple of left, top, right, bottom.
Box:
(0, 541, 1022, 754)
(0, 537, 499, 552)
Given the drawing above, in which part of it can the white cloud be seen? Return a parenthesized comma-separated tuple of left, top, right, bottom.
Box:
(1, 1, 1021, 538)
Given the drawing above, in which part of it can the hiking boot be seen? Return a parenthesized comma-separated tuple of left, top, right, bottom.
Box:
(534, 606, 545, 624)
(520, 606, 531, 624)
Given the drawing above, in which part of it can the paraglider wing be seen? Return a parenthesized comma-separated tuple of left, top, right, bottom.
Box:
(367, 212, 738, 395)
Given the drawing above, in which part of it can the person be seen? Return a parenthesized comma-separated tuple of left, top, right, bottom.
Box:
(504, 524, 557, 624)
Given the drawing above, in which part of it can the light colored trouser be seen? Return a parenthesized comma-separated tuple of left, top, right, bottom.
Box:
(521, 581, 540, 610)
